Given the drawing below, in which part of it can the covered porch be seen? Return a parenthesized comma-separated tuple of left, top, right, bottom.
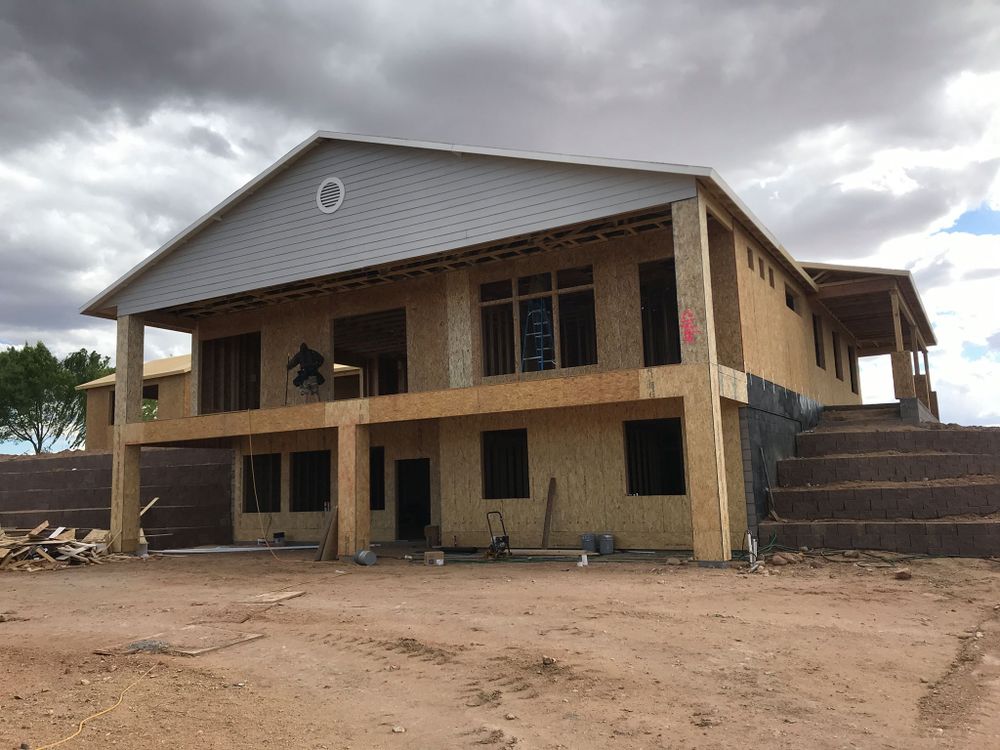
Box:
(803, 263, 938, 419)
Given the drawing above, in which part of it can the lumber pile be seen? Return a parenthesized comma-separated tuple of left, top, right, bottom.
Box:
(0, 521, 123, 572)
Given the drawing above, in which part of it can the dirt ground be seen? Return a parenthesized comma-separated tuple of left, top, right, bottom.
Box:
(2, 551, 1000, 750)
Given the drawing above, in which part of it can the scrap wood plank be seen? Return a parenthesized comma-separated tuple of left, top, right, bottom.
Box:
(35, 547, 58, 564)
(508, 548, 599, 557)
(140, 497, 160, 517)
(243, 590, 305, 604)
(100, 624, 264, 657)
(56, 546, 91, 562)
(27, 521, 49, 538)
(541, 477, 556, 549)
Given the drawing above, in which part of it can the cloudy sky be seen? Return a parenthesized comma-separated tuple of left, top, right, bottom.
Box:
(1, 0, 999, 439)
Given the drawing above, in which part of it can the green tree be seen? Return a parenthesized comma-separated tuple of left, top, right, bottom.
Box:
(0, 343, 113, 453)
(61, 348, 115, 447)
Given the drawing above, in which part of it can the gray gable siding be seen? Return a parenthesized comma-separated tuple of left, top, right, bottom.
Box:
(111, 141, 696, 315)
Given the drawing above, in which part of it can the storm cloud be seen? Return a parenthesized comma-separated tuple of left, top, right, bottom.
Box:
(1, 0, 999, 428)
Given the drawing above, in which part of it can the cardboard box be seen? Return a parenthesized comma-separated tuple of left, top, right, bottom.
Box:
(424, 550, 444, 566)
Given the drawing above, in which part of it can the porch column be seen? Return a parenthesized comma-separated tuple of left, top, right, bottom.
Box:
(922, 350, 940, 418)
(671, 196, 718, 365)
(889, 290, 915, 399)
(189, 325, 200, 416)
(672, 196, 731, 561)
(110, 315, 144, 553)
(337, 422, 371, 558)
(913, 344, 931, 408)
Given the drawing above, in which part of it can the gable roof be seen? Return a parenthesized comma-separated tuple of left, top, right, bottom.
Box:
(75, 352, 361, 390)
(81, 131, 815, 321)
(75, 354, 191, 390)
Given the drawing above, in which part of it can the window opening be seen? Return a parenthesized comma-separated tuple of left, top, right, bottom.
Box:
(520, 296, 556, 372)
(639, 259, 681, 366)
(333, 308, 407, 397)
(785, 285, 799, 313)
(812, 314, 826, 369)
(832, 331, 844, 380)
(369, 446, 386, 510)
(479, 265, 596, 376)
(291, 450, 330, 512)
(624, 419, 685, 495)
(482, 429, 529, 499)
(200, 331, 261, 414)
(243, 453, 281, 513)
(559, 290, 597, 368)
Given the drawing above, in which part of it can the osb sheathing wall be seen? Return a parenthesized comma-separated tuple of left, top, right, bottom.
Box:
(83, 372, 191, 451)
(233, 429, 335, 542)
(733, 224, 860, 406)
(368, 420, 442, 541)
(195, 275, 450, 412)
(232, 421, 442, 543)
(84, 387, 114, 451)
(467, 229, 675, 385)
(437, 400, 748, 551)
(191, 229, 679, 413)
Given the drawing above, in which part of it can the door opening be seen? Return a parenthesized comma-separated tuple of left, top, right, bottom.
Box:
(396, 458, 431, 541)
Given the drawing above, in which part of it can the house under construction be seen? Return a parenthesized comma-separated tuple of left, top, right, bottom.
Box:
(79, 132, 938, 561)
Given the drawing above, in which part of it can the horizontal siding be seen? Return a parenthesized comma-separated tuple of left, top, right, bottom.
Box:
(113, 141, 696, 314)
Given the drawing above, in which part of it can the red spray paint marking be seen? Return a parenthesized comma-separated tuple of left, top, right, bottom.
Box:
(680, 308, 700, 344)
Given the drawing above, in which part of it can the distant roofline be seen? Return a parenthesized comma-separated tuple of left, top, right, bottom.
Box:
(80, 130, 816, 320)
(75, 353, 360, 390)
(76, 354, 192, 390)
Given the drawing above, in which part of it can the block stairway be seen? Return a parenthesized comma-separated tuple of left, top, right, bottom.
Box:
(758, 404, 1000, 557)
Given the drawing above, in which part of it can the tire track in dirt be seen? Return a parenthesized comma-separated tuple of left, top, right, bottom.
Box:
(312, 623, 635, 747)
(918, 606, 1000, 738)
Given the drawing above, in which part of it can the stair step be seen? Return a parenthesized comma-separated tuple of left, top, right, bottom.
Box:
(797, 428, 1000, 458)
(777, 453, 1000, 486)
(759, 518, 1000, 557)
(771, 479, 1000, 520)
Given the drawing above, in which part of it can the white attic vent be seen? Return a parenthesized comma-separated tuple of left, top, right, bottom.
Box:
(316, 177, 346, 214)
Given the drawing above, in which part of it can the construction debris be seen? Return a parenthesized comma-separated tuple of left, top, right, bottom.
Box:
(98, 624, 264, 657)
(0, 521, 125, 572)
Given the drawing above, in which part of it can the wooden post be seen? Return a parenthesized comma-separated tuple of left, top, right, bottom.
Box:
(682, 379, 732, 562)
(110, 315, 144, 553)
(890, 290, 904, 353)
(671, 196, 718, 365)
(337, 422, 370, 558)
(672, 195, 731, 561)
(189, 325, 200, 416)
(889, 290, 915, 399)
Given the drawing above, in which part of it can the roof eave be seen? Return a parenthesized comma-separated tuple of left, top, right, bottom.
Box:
(79, 131, 328, 318)
(80, 129, 820, 316)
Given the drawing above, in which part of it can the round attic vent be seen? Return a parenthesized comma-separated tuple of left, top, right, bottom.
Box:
(316, 177, 345, 214)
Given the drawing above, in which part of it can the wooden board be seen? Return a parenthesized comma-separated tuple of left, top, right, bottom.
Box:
(243, 590, 305, 604)
(540, 477, 556, 549)
(102, 624, 264, 657)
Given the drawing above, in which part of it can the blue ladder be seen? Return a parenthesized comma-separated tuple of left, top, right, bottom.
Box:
(520, 299, 555, 372)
